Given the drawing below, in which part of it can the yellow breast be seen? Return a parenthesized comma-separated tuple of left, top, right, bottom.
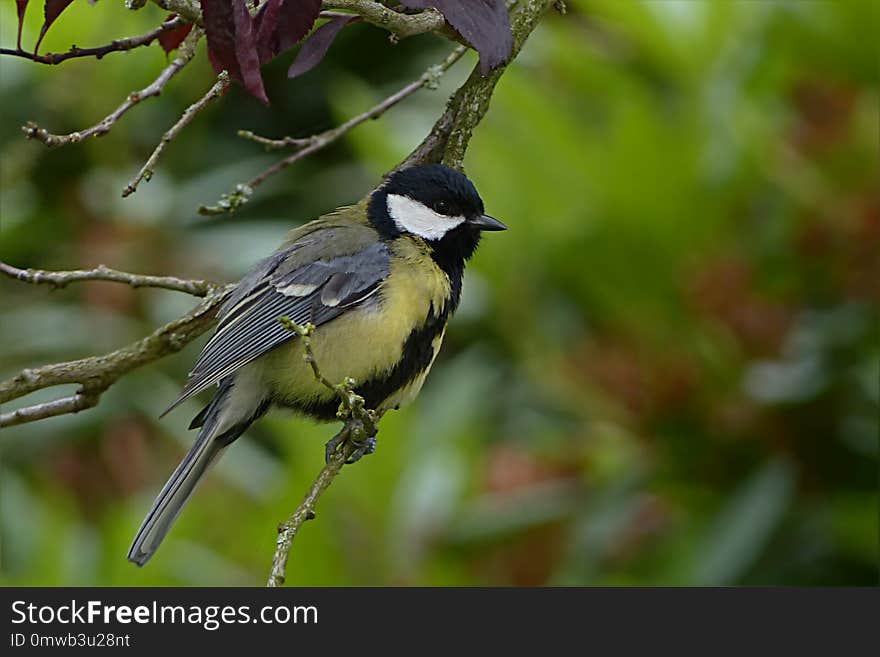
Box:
(259, 238, 451, 412)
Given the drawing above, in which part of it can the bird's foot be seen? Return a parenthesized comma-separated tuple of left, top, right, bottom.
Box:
(324, 420, 377, 465)
(346, 435, 377, 464)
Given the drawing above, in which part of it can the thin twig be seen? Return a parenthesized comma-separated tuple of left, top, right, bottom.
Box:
(123, 71, 231, 198)
(279, 320, 337, 391)
(266, 432, 352, 587)
(0, 290, 228, 426)
(266, 318, 380, 587)
(248, 44, 467, 181)
(240, 137, 329, 190)
(0, 273, 230, 428)
(401, 0, 549, 170)
(276, 318, 380, 440)
(250, 43, 465, 156)
(0, 262, 217, 296)
(0, 288, 228, 404)
(21, 27, 203, 148)
(0, 393, 100, 428)
(200, 43, 467, 215)
(236, 132, 315, 152)
(0, 17, 186, 65)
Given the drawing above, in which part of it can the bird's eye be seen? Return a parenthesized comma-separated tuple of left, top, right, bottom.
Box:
(435, 200, 450, 214)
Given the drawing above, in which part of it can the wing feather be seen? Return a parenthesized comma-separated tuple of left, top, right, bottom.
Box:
(162, 225, 389, 415)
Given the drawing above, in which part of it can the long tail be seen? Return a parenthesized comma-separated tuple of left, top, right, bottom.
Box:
(127, 379, 267, 566)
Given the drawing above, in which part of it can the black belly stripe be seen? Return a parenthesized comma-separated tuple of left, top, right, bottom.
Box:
(282, 244, 467, 422)
(292, 303, 450, 421)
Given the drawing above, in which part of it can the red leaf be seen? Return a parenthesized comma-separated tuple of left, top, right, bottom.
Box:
(288, 14, 358, 79)
(16, 0, 28, 51)
(401, 0, 513, 74)
(253, 0, 283, 62)
(232, 0, 268, 104)
(254, 0, 321, 63)
(34, 0, 75, 55)
(277, 0, 321, 52)
(202, 0, 238, 74)
(201, 0, 268, 104)
(157, 16, 194, 54)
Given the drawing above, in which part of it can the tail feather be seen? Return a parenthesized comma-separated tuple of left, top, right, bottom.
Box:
(127, 428, 225, 566)
(128, 378, 267, 566)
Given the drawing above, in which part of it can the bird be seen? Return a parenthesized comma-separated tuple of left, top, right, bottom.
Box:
(127, 163, 506, 566)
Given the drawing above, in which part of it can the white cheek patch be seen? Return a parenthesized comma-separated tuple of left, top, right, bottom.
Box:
(386, 193, 465, 240)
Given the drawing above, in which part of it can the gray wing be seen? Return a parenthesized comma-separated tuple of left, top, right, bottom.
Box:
(163, 230, 390, 415)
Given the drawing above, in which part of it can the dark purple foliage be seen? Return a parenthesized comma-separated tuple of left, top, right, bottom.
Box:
(255, 0, 321, 63)
(201, 0, 322, 101)
(253, 0, 283, 62)
(201, 0, 268, 104)
(157, 16, 195, 54)
(34, 0, 75, 55)
(288, 15, 360, 79)
(401, 0, 513, 74)
(232, 0, 267, 103)
(276, 0, 322, 52)
(16, 0, 28, 50)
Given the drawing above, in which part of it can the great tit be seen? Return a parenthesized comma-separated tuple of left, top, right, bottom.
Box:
(128, 164, 506, 565)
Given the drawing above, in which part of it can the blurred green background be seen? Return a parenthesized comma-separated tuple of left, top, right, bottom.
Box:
(1, 0, 877, 586)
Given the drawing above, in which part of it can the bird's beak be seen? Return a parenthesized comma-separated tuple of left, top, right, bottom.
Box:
(470, 214, 508, 231)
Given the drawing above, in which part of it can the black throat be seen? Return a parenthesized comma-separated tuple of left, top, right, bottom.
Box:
(368, 189, 481, 312)
(428, 226, 482, 312)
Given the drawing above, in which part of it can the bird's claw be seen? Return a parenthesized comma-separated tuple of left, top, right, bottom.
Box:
(346, 436, 376, 464)
(324, 432, 343, 464)
(324, 422, 377, 465)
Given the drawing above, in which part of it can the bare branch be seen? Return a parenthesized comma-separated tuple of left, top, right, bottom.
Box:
(0, 262, 218, 296)
(149, 0, 203, 25)
(0, 278, 230, 428)
(402, 0, 554, 171)
(278, 320, 338, 391)
(203, 0, 550, 213)
(0, 393, 100, 428)
(266, 427, 354, 587)
(123, 71, 232, 198)
(146, 0, 449, 38)
(0, 17, 187, 65)
(200, 43, 467, 215)
(322, 1, 446, 38)
(277, 318, 380, 446)
(21, 27, 204, 149)
(1, 275, 226, 404)
(267, 318, 381, 587)
(236, 133, 314, 151)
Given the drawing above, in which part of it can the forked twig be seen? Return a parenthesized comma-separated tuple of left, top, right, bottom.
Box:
(200, 44, 467, 215)
(123, 71, 232, 197)
(21, 28, 203, 148)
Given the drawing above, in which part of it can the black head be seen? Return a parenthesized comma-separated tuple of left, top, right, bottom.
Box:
(368, 164, 506, 263)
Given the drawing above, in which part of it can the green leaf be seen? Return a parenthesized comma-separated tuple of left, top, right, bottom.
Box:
(692, 458, 796, 585)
